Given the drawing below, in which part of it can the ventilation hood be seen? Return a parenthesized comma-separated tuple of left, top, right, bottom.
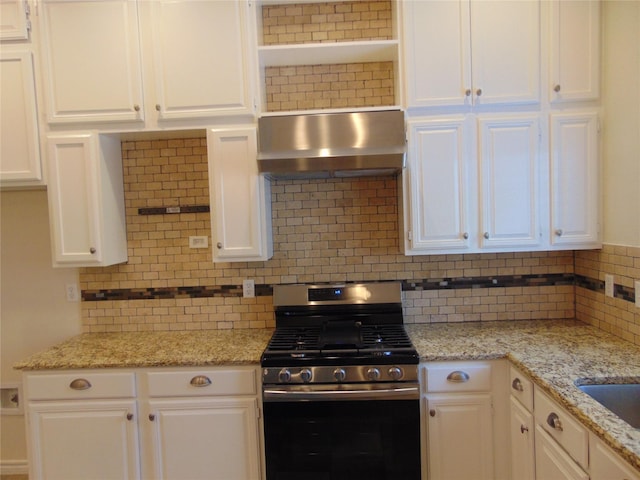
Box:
(257, 110, 406, 179)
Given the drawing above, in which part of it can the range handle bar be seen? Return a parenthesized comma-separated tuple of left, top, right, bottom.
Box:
(263, 382, 419, 402)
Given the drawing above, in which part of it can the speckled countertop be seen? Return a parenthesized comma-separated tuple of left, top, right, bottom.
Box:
(14, 319, 640, 472)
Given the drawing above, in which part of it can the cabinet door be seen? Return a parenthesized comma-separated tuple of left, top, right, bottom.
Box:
(470, 0, 540, 105)
(403, 0, 471, 108)
(405, 117, 472, 252)
(425, 393, 494, 480)
(150, 0, 254, 119)
(0, 50, 42, 187)
(478, 115, 541, 249)
(28, 399, 140, 480)
(589, 433, 640, 480)
(207, 127, 272, 262)
(40, 0, 143, 123)
(550, 112, 600, 247)
(550, 0, 600, 102)
(0, 0, 30, 40)
(510, 397, 536, 480)
(46, 133, 127, 266)
(146, 397, 261, 480)
(534, 425, 589, 480)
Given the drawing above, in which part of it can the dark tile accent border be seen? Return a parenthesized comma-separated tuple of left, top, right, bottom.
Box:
(575, 274, 637, 303)
(138, 205, 210, 215)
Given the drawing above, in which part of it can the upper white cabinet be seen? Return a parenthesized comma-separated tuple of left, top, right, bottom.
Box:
(549, 0, 600, 103)
(0, 49, 43, 188)
(0, 0, 30, 41)
(46, 132, 128, 267)
(207, 126, 272, 262)
(39, 0, 144, 124)
(403, 0, 540, 109)
(478, 115, 541, 250)
(549, 111, 600, 248)
(147, 0, 254, 120)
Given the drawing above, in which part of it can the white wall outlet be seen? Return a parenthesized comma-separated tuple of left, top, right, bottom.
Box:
(243, 279, 255, 298)
(635, 280, 640, 307)
(65, 284, 79, 302)
(189, 236, 208, 249)
(604, 274, 614, 298)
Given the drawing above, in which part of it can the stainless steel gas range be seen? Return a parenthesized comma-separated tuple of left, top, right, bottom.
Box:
(261, 282, 421, 480)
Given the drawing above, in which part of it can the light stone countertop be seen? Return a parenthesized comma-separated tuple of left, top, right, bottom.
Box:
(14, 319, 640, 472)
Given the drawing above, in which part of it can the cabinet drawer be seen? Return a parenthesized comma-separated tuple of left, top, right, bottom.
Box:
(424, 362, 492, 392)
(534, 387, 589, 469)
(26, 371, 135, 400)
(509, 366, 534, 411)
(145, 368, 256, 397)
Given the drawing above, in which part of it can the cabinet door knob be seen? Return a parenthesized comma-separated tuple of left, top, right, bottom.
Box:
(462, 232, 469, 239)
(465, 89, 472, 97)
(476, 88, 482, 96)
(149, 414, 156, 421)
(555, 229, 563, 237)
(483, 232, 490, 239)
(126, 413, 133, 421)
(69, 378, 92, 390)
(446, 370, 470, 383)
(155, 104, 161, 112)
(216, 242, 222, 249)
(554, 84, 561, 93)
(547, 412, 563, 431)
(134, 104, 140, 112)
(512, 378, 524, 392)
(520, 424, 529, 434)
(429, 409, 436, 417)
(89, 247, 96, 254)
(190, 375, 212, 387)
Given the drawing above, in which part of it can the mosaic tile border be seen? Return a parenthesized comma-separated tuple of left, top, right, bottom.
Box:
(575, 274, 637, 303)
(81, 273, 599, 302)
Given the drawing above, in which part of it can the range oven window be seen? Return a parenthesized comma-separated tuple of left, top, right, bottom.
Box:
(264, 398, 421, 480)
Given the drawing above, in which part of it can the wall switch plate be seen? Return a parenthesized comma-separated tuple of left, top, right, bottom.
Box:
(635, 280, 640, 307)
(189, 236, 208, 249)
(243, 279, 255, 298)
(65, 284, 79, 302)
(605, 274, 614, 298)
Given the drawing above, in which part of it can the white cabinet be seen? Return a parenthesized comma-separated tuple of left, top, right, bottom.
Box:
(403, 0, 540, 108)
(421, 361, 509, 480)
(142, 368, 261, 480)
(478, 115, 541, 249)
(589, 433, 640, 480)
(535, 425, 589, 480)
(147, 0, 254, 120)
(0, 49, 43, 188)
(39, 0, 144, 124)
(0, 0, 30, 41)
(404, 114, 541, 254)
(207, 126, 272, 262)
(404, 117, 472, 252)
(549, 0, 600, 103)
(24, 371, 140, 480)
(549, 111, 600, 248)
(509, 368, 536, 480)
(46, 132, 127, 267)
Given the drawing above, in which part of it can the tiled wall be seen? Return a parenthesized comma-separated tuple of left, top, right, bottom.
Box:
(261, 0, 396, 112)
(575, 246, 640, 346)
(79, 136, 577, 333)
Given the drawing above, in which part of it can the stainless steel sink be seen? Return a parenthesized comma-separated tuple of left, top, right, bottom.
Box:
(577, 382, 640, 428)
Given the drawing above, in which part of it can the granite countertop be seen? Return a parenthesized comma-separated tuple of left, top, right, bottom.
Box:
(14, 319, 640, 472)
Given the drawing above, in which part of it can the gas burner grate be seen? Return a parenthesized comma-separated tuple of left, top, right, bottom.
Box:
(266, 326, 322, 351)
(360, 324, 414, 349)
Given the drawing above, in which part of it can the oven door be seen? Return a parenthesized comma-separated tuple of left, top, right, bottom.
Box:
(262, 383, 421, 480)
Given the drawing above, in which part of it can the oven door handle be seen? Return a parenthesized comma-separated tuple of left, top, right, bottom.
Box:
(263, 384, 419, 402)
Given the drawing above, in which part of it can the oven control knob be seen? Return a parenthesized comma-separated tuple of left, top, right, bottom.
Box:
(366, 367, 381, 381)
(300, 368, 313, 383)
(278, 368, 292, 383)
(333, 368, 347, 382)
(388, 367, 403, 380)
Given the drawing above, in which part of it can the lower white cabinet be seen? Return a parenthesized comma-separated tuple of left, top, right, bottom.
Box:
(421, 360, 509, 480)
(46, 132, 127, 267)
(589, 432, 640, 480)
(510, 396, 536, 480)
(535, 424, 589, 480)
(23, 367, 262, 480)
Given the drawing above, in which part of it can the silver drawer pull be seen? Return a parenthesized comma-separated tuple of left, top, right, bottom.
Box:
(69, 378, 92, 390)
(446, 371, 470, 383)
(512, 378, 524, 392)
(547, 412, 563, 431)
(190, 375, 212, 387)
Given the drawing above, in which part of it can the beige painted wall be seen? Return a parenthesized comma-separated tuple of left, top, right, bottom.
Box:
(0, 190, 81, 472)
(602, 1, 640, 247)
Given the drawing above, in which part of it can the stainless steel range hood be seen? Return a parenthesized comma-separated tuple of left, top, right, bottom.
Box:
(257, 110, 406, 179)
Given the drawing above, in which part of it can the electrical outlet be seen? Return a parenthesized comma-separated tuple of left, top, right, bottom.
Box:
(189, 236, 208, 249)
(243, 279, 255, 298)
(65, 284, 79, 302)
(635, 280, 640, 308)
(605, 274, 614, 298)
